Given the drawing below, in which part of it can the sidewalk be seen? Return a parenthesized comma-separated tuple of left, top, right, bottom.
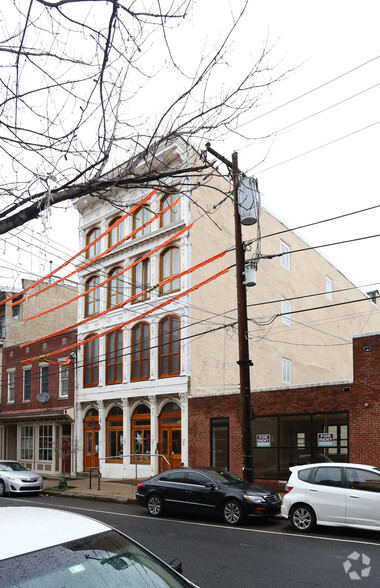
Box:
(43, 475, 140, 504)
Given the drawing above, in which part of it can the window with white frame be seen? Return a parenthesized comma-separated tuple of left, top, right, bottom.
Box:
(326, 276, 333, 301)
(281, 298, 291, 325)
(21, 425, 34, 460)
(7, 370, 15, 403)
(23, 368, 31, 402)
(59, 364, 69, 398)
(40, 365, 49, 395)
(282, 358, 291, 384)
(39, 425, 53, 461)
(280, 240, 290, 270)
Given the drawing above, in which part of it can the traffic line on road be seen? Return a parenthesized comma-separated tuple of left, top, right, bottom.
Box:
(5, 497, 380, 549)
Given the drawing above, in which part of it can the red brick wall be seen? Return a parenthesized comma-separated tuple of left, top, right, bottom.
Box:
(189, 333, 380, 481)
(1, 330, 77, 413)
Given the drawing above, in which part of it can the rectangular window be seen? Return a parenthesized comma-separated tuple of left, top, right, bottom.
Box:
(40, 365, 49, 395)
(39, 425, 53, 461)
(132, 259, 150, 301)
(252, 412, 348, 479)
(59, 364, 69, 398)
(281, 298, 291, 325)
(210, 418, 229, 470)
(326, 276, 333, 300)
(23, 368, 31, 402)
(280, 240, 290, 270)
(282, 358, 291, 383)
(21, 426, 34, 460)
(7, 371, 15, 403)
(106, 330, 123, 384)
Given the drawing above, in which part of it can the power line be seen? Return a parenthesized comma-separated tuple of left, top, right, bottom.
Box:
(240, 53, 380, 127)
(256, 119, 380, 174)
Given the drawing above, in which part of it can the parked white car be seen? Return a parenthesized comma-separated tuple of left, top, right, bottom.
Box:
(0, 460, 44, 496)
(0, 507, 197, 587)
(281, 462, 380, 532)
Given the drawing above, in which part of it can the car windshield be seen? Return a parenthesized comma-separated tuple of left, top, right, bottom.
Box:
(0, 530, 191, 587)
(207, 469, 245, 486)
(0, 462, 28, 472)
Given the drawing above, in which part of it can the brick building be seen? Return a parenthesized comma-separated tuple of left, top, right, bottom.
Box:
(0, 329, 77, 476)
(188, 331, 380, 490)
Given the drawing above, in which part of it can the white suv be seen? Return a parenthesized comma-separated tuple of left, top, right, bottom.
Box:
(281, 462, 380, 532)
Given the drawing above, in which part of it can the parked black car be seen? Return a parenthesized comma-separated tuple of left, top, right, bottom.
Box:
(136, 467, 282, 525)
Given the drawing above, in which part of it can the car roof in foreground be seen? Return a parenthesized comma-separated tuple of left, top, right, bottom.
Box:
(0, 507, 111, 561)
(289, 462, 380, 473)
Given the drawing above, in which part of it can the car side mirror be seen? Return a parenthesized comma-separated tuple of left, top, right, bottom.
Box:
(204, 482, 216, 490)
(169, 559, 183, 574)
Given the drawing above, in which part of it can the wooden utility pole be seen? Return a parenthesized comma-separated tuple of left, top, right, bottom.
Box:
(206, 144, 254, 482)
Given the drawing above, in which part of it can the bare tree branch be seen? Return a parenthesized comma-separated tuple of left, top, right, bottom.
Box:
(0, 0, 285, 236)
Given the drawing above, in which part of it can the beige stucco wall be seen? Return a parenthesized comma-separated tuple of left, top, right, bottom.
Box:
(188, 157, 380, 393)
(4, 279, 78, 348)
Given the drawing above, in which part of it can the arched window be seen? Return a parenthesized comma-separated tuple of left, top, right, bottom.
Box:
(86, 227, 101, 259)
(107, 267, 124, 308)
(106, 329, 123, 384)
(160, 192, 179, 227)
(106, 406, 123, 463)
(84, 275, 100, 317)
(160, 246, 179, 294)
(132, 204, 151, 237)
(108, 216, 124, 248)
(131, 404, 151, 463)
(83, 335, 99, 387)
(132, 259, 150, 301)
(131, 322, 150, 381)
(158, 315, 180, 378)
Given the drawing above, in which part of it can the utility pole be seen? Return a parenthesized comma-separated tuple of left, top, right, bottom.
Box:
(206, 144, 254, 482)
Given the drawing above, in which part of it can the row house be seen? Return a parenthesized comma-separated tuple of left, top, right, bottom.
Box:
(72, 137, 380, 480)
(0, 280, 78, 475)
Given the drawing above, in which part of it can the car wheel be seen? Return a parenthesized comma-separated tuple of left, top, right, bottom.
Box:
(290, 504, 316, 532)
(147, 494, 164, 517)
(0, 480, 5, 497)
(223, 500, 243, 525)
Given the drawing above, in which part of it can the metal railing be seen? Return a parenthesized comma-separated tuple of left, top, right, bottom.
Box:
(89, 467, 101, 490)
(98, 453, 170, 478)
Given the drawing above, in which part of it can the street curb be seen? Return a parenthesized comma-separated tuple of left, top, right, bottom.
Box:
(43, 489, 138, 504)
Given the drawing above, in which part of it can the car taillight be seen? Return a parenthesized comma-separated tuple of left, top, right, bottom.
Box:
(284, 484, 293, 494)
(137, 483, 143, 490)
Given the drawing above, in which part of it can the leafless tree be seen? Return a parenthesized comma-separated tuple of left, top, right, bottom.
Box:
(0, 0, 284, 236)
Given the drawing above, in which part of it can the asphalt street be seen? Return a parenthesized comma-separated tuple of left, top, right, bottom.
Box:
(1, 494, 379, 587)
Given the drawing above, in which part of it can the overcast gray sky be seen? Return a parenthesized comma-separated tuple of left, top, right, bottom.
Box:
(2, 0, 379, 296)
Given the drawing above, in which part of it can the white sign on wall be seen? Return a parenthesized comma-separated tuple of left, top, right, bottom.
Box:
(256, 434, 271, 447)
(317, 433, 334, 447)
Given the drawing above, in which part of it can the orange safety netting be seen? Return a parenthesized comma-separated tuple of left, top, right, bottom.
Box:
(21, 266, 229, 364)
(20, 247, 226, 348)
(9, 189, 158, 307)
(24, 199, 183, 322)
(35, 355, 72, 366)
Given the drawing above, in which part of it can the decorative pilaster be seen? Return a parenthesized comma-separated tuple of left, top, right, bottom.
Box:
(149, 395, 158, 475)
(179, 392, 188, 466)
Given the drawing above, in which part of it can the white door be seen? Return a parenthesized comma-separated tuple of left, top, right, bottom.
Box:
(345, 467, 380, 528)
(307, 466, 346, 524)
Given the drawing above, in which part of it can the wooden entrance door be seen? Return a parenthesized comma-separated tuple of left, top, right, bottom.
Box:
(83, 409, 99, 471)
(159, 402, 181, 471)
(84, 429, 99, 471)
(160, 427, 181, 470)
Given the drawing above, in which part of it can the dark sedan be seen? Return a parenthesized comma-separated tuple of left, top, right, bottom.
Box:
(136, 467, 282, 525)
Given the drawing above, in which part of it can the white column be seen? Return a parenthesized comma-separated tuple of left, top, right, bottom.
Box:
(76, 402, 84, 473)
(179, 392, 188, 467)
(97, 400, 105, 474)
(122, 398, 131, 479)
(149, 396, 158, 476)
